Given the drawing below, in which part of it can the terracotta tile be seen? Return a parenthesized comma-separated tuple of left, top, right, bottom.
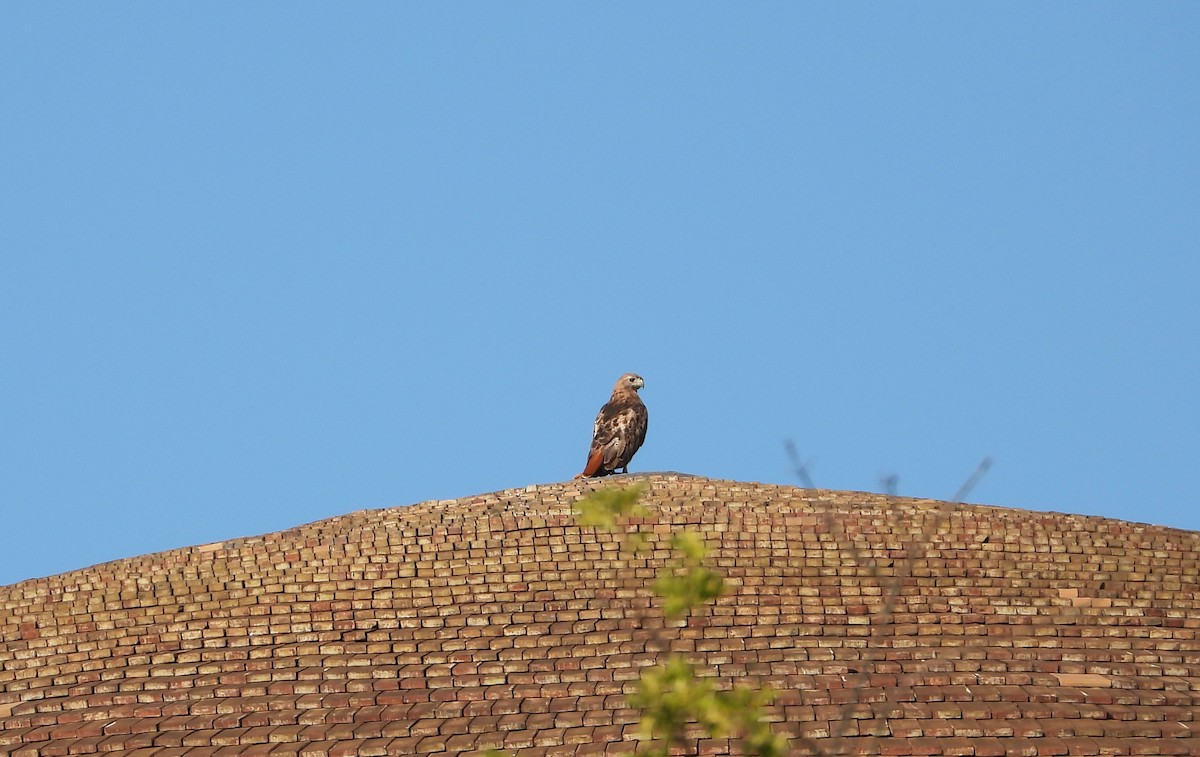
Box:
(0, 476, 1196, 756)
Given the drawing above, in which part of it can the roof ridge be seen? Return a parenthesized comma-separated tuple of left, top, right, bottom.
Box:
(4, 474, 1198, 593)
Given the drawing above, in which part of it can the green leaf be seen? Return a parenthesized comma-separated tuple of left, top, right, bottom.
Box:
(670, 530, 708, 561)
(631, 656, 788, 756)
(571, 486, 786, 757)
(574, 484, 648, 530)
(655, 566, 725, 619)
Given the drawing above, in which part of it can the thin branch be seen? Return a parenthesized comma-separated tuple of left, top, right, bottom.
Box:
(783, 439, 816, 489)
(948, 455, 993, 504)
(783, 446, 994, 755)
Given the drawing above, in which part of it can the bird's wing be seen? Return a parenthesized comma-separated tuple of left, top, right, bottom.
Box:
(594, 403, 644, 470)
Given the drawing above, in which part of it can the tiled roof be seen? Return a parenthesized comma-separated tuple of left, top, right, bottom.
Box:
(1, 474, 1197, 756)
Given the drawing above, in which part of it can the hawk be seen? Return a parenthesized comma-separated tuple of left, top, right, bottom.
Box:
(576, 373, 648, 478)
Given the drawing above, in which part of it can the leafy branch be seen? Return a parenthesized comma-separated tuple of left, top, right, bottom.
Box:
(494, 454, 992, 757)
(573, 483, 787, 757)
(654, 531, 724, 620)
(631, 656, 787, 757)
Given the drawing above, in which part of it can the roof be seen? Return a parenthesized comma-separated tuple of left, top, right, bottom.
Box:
(1, 474, 1198, 756)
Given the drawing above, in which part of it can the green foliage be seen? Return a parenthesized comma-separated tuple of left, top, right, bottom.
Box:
(654, 532, 725, 619)
(572, 485, 789, 757)
(490, 466, 989, 757)
(574, 483, 648, 529)
(630, 656, 788, 757)
(574, 483, 649, 553)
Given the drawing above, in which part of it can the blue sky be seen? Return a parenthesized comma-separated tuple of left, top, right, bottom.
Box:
(2, 5, 1197, 586)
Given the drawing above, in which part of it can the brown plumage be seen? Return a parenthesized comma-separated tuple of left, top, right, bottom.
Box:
(576, 373, 648, 478)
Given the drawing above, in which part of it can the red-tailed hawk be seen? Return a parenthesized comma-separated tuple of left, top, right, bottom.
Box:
(576, 373, 648, 478)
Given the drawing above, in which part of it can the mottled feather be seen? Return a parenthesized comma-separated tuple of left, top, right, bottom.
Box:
(577, 373, 648, 478)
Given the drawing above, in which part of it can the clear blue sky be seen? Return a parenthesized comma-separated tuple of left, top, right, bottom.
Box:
(2, 5, 1197, 586)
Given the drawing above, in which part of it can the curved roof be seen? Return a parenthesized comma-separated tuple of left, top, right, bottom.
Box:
(2, 475, 1198, 755)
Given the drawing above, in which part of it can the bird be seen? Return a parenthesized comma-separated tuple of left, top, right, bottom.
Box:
(576, 373, 648, 478)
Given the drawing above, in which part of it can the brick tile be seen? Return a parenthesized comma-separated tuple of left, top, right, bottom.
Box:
(0, 475, 1196, 756)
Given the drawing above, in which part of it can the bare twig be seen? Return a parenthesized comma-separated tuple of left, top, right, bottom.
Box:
(783, 439, 816, 490)
(783, 444, 993, 755)
(948, 455, 993, 504)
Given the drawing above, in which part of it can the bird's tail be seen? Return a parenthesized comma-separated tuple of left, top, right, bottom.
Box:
(578, 449, 604, 478)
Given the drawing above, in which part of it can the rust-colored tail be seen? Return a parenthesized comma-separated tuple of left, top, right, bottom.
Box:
(576, 449, 604, 479)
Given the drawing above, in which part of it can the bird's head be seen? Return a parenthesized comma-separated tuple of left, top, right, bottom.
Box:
(614, 373, 645, 394)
